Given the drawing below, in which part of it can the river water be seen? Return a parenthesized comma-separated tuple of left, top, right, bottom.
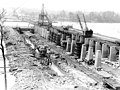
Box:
(53, 21, 120, 39)
(4, 21, 120, 39)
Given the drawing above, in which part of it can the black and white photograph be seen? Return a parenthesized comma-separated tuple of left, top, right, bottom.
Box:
(0, 0, 120, 90)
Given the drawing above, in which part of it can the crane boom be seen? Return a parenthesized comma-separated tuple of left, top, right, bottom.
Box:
(77, 14, 83, 30)
(83, 14, 88, 31)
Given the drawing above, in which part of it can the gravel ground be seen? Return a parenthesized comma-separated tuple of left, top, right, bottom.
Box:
(3, 26, 108, 90)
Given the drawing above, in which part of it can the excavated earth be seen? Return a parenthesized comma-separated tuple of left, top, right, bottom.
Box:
(3, 26, 109, 90)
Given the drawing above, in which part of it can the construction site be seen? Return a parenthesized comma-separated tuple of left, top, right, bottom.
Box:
(0, 2, 120, 90)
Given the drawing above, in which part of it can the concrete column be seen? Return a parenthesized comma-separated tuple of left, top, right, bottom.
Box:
(89, 39, 94, 47)
(109, 46, 117, 62)
(75, 34, 80, 42)
(61, 34, 66, 41)
(101, 43, 109, 58)
(72, 34, 76, 40)
(70, 39, 76, 55)
(95, 42, 101, 52)
(87, 47, 93, 61)
(80, 36, 84, 43)
(66, 37, 71, 52)
(61, 34, 66, 47)
(95, 50, 102, 68)
(84, 38, 89, 51)
(84, 38, 89, 45)
(56, 33, 61, 46)
(89, 39, 95, 53)
(80, 44, 86, 61)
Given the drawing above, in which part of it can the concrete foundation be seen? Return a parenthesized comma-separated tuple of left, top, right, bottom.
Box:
(66, 37, 71, 52)
(95, 50, 102, 68)
(89, 39, 94, 47)
(109, 46, 117, 62)
(101, 43, 109, 58)
(80, 44, 86, 61)
(87, 47, 94, 61)
(84, 38, 89, 45)
(80, 36, 84, 43)
(95, 42, 102, 53)
(70, 39, 76, 55)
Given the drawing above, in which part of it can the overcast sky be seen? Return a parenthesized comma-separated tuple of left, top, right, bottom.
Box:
(1, 0, 120, 13)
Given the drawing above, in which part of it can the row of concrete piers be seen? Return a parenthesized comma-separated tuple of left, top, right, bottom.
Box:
(34, 26, 120, 70)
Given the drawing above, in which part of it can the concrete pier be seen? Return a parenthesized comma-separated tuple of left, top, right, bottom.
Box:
(72, 34, 76, 40)
(87, 47, 94, 61)
(89, 39, 94, 47)
(66, 36, 71, 52)
(102, 43, 109, 58)
(95, 50, 102, 69)
(84, 38, 89, 51)
(80, 44, 86, 61)
(61, 34, 67, 49)
(70, 39, 76, 55)
(61, 34, 66, 41)
(89, 39, 95, 53)
(95, 42, 102, 53)
(84, 38, 89, 45)
(56, 33, 61, 46)
(75, 34, 80, 42)
(109, 46, 117, 62)
(80, 36, 84, 43)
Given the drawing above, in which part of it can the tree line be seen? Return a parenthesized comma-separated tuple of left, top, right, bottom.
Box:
(19, 9, 120, 23)
(49, 10, 120, 23)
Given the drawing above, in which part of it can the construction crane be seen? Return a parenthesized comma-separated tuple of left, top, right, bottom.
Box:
(77, 14, 93, 37)
(83, 14, 93, 37)
(38, 4, 52, 27)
